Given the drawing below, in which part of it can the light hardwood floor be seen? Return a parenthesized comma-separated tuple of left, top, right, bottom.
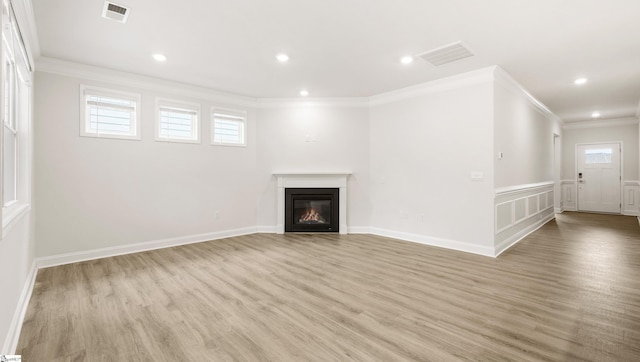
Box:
(17, 212, 640, 361)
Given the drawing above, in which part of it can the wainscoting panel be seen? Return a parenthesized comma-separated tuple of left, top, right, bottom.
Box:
(623, 180, 640, 216)
(494, 182, 555, 256)
(561, 180, 576, 211)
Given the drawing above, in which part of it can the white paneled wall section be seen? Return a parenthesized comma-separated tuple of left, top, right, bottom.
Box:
(623, 180, 640, 216)
(494, 182, 555, 255)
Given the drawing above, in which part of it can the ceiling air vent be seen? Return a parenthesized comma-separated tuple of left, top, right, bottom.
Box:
(417, 41, 474, 66)
(102, 1, 130, 23)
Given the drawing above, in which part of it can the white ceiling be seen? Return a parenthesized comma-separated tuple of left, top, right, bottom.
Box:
(32, 0, 640, 122)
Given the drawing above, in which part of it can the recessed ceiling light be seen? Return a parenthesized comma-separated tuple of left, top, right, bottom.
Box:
(276, 53, 289, 62)
(591, 111, 601, 118)
(574, 77, 588, 85)
(299, 90, 309, 97)
(400, 56, 414, 65)
(152, 53, 167, 62)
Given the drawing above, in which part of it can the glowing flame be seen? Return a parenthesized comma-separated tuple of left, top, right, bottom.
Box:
(299, 208, 326, 224)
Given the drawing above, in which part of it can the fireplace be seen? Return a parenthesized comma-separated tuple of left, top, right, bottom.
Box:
(285, 188, 339, 232)
(274, 172, 350, 234)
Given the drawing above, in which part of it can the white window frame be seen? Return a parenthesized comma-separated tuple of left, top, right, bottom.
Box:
(211, 107, 247, 147)
(1, 0, 32, 238)
(80, 85, 141, 140)
(155, 98, 201, 144)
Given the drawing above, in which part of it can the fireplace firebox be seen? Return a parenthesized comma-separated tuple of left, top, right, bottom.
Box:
(285, 188, 339, 232)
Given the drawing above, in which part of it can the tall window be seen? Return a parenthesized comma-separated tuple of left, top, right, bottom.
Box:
(80, 86, 141, 140)
(2, 0, 32, 233)
(211, 108, 246, 146)
(156, 98, 200, 143)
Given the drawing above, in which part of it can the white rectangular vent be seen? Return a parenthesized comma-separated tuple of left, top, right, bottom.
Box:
(417, 41, 474, 66)
(102, 1, 130, 23)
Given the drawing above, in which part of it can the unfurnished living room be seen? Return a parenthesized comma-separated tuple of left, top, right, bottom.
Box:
(1, 0, 640, 361)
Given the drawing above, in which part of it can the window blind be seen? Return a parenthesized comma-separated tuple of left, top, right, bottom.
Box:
(212, 110, 245, 145)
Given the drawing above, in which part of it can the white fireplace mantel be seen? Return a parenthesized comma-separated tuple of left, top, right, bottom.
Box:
(274, 172, 351, 234)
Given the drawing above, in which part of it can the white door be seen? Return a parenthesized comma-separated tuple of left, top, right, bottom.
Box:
(577, 143, 621, 213)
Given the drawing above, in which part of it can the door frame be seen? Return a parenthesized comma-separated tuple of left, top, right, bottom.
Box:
(574, 141, 623, 214)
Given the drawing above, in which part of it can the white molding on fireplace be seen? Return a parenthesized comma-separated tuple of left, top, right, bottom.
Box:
(274, 172, 352, 234)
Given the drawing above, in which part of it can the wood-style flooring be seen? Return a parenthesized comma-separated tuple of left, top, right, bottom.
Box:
(17, 212, 640, 361)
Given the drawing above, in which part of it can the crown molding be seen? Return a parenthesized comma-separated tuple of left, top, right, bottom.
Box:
(35, 56, 258, 108)
(493, 66, 562, 125)
(369, 66, 497, 107)
(562, 117, 639, 130)
(256, 97, 370, 109)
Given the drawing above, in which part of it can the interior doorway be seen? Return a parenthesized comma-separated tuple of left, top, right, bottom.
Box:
(576, 142, 622, 214)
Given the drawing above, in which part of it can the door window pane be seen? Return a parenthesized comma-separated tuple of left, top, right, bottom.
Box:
(585, 149, 612, 164)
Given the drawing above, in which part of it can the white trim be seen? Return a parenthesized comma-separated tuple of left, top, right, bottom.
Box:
(2, 260, 37, 354)
(256, 97, 369, 109)
(369, 227, 495, 257)
(494, 212, 555, 256)
(574, 141, 623, 213)
(79, 84, 142, 140)
(36, 58, 369, 110)
(7, 0, 39, 67)
(493, 67, 561, 124)
(256, 226, 277, 233)
(274, 173, 351, 235)
(36, 57, 257, 108)
(554, 207, 563, 214)
(563, 117, 639, 130)
(1, 203, 29, 238)
(495, 181, 555, 197)
(369, 66, 496, 107)
(211, 106, 247, 146)
(36, 227, 257, 269)
(347, 226, 371, 234)
(622, 180, 640, 216)
(155, 97, 201, 144)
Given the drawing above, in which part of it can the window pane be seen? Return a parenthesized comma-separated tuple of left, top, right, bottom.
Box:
(585, 149, 612, 164)
(159, 108, 197, 140)
(213, 112, 245, 145)
(83, 90, 138, 138)
(3, 125, 16, 205)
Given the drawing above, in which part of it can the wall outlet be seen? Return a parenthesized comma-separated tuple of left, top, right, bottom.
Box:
(214, 211, 220, 220)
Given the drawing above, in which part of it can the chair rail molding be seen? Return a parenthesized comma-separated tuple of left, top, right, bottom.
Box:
(494, 182, 555, 256)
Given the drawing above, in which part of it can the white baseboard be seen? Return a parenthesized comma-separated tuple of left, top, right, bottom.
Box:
(347, 226, 370, 234)
(2, 260, 37, 354)
(554, 207, 563, 214)
(563, 206, 577, 212)
(36, 227, 258, 269)
(494, 213, 555, 257)
(256, 226, 277, 233)
(369, 227, 495, 257)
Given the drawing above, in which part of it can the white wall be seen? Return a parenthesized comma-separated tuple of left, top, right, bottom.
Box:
(34, 71, 258, 257)
(255, 104, 371, 230)
(494, 72, 560, 188)
(368, 70, 495, 255)
(492, 70, 561, 254)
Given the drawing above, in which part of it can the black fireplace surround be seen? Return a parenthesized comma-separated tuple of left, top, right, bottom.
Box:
(285, 188, 339, 232)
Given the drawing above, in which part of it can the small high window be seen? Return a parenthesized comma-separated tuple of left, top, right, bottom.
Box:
(211, 108, 246, 146)
(80, 85, 141, 140)
(156, 99, 200, 143)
